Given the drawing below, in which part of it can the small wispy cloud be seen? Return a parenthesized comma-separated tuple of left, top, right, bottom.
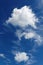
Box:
(16, 30, 42, 46)
(0, 53, 11, 65)
(37, 0, 43, 9)
(0, 54, 5, 58)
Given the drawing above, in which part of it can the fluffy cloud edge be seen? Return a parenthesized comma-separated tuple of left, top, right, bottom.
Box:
(14, 52, 29, 62)
(6, 6, 38, 29)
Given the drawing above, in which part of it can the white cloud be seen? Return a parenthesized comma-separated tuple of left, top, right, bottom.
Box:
(35, 35, 42, 46)
(14, 52, 29, 62)
(16, 30, 42, 46)
(16, 30, 35, 39)
(24, 32, 41, 42)
(24, 33, 42, 46)
(16, 30, 35, 40)
(15, 30, 25, 40)
(24, 32, 35, 39)
(6, 6, 38, 29)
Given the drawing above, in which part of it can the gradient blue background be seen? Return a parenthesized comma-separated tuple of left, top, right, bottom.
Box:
(0, 0, 43, 65)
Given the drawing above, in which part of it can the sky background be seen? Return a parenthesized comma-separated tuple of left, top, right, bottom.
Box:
(0, 0, 43, 65)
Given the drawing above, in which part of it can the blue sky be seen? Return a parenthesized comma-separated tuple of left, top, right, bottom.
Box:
(0, 0, 43, 65)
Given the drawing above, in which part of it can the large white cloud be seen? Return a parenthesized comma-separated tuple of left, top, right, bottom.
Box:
(6, 6, 38, 29)
(14, 52, 29, 62)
